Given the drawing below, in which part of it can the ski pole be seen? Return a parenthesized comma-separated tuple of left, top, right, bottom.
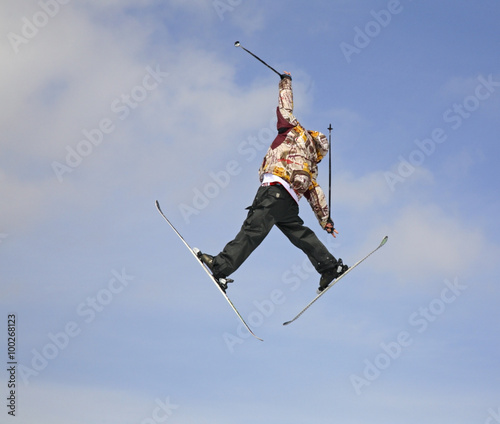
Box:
(234, 41, 281, 77)
(328, 123, 332, 218)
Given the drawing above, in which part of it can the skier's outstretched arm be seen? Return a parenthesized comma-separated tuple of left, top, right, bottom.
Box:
(304, 183, 338, 238)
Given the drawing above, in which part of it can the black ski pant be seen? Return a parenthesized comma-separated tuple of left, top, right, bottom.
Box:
(212, 184, 338, 278)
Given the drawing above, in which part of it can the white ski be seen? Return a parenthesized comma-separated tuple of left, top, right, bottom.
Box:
(283, 236, 388, 326)
(155, 201, 263, 341)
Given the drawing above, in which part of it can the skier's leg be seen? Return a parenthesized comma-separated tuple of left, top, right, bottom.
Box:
(211, 186, 278, 277)
(277, 219, 338, 273)
(273, 191, 338, 273)
(274, 193, 348, 290)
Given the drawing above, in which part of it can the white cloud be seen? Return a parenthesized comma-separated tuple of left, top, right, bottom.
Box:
(1, 4, 151, 155)
(0, 1, 278, 232)
(371, 202, 498, 285)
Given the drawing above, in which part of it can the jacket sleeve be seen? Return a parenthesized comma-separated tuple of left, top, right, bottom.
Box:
(278, 77, 298, 126)
(304, 181, 330, 229)
(308, 131, 329, 162)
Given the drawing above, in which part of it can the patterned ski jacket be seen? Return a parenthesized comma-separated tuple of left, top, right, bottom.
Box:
(258, 76, 330, 229)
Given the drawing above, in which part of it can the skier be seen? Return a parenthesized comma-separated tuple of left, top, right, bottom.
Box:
(200, 72, 348, 293)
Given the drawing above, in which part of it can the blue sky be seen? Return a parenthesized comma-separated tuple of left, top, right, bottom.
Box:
(1, 0, 499, 423)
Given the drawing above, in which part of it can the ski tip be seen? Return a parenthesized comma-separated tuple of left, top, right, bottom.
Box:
(283, 320, 292, 326)
(155, 200, 164, 214)
(380, 235, 388, 246)
(247, 329, 264, 341)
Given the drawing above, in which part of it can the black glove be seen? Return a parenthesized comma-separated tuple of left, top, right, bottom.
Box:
(325, 217, 335, 234)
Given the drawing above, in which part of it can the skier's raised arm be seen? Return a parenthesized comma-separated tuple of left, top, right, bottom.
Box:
(277, 72, 297, 126)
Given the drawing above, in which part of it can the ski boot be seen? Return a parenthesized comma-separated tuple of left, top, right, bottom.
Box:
(196, 250, 233, 293)
(317, 259, 348, 294)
